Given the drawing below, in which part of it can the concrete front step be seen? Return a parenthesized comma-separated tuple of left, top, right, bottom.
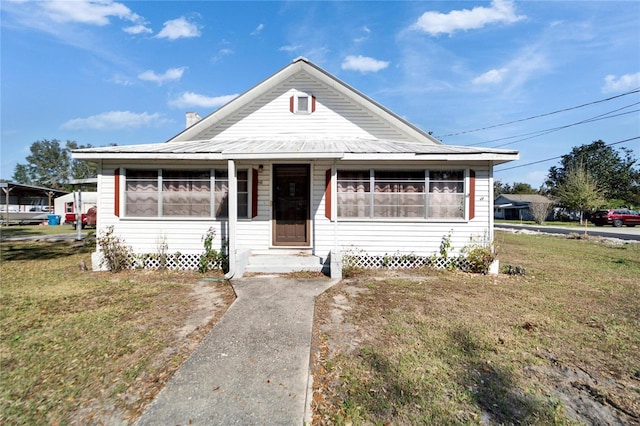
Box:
(244, 253, 324, 274)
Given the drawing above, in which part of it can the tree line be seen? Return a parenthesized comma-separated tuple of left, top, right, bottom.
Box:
(495, 140, 640, 222)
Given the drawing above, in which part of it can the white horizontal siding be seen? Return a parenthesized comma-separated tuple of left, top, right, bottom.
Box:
(315, 163, 494, 257)
(200, 72, 415, 142)
(96, 160, 494, 261)
(237, 162, 272, 250)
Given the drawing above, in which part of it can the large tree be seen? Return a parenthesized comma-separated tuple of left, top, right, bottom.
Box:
(12, 139, 96, 190)
(556, 166, 606, 223)
(66, 140, 98, 181)
(546, 140, 639, 205)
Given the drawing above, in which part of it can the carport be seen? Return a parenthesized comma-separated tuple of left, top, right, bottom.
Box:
(0, 182, 68, 224)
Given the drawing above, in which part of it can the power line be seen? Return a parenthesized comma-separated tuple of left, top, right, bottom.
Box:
(494, 136, 640, 173)
(465, 102, 640, 147)
(437, 87, 640, 139)
(493, 109, 639, 148)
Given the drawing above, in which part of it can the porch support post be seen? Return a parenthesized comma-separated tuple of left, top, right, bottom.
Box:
(3, 186, 13, 225)
(488, 161, 495, 245)
(75, 190, 83, 241)
(330, 159, 342, 279)
(225, 159, 237, 278)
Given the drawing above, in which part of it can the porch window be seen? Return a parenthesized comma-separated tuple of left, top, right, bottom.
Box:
(337, 170, 371, 217)
(162, 170, 211, 217)
(124, 168, 248, 218)
(336, 169, 466, 219)
(428, 170, 464, 219)
(125, 169, 158, 216)
(374, 171, 425, 218)
(214, 170, 248, 218)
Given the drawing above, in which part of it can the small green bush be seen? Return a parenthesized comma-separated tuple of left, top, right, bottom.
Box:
(96, 226, 132, 272)
(198, 227, 228, 273)
(462, 244, 495, 274)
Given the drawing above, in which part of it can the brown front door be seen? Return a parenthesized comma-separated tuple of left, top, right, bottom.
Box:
(273, 164, 310, 246)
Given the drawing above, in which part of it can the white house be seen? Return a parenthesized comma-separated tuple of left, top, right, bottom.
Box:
(54, 191, 98, 223)
(73, 58, 519, 278)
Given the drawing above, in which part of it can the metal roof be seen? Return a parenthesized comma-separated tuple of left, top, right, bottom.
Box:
(495, 194, 554, 204)
(73, 137, 519, 163)
(0, 182, 69, 196)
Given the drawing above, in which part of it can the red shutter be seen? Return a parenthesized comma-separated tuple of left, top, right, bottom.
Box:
(289, 96, 294, 113)
(469, 170, 476, 220)
(252, 168, 259, 218)
(114, 168, 120, 217)
(325, 169, 332, 219)
(311, 95, 316, 112)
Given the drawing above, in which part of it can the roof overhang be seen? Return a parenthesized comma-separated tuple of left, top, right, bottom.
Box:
(74, 151, 518, 164)
(73, 137, 519, 165)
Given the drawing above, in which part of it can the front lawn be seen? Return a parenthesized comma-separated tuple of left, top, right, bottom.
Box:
(311, 231, 640, 425)
(0, 239, 235, 424)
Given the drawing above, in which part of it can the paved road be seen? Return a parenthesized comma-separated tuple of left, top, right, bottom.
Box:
(496, 223, 640, 241)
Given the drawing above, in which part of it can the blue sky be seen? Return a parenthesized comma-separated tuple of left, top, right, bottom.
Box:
(2, 0, 639, 188)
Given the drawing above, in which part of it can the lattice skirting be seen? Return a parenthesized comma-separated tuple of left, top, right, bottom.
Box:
(126, 253, 224, 271)
(343, 254, 473, 271)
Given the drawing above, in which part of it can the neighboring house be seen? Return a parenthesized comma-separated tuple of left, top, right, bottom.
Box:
(54, 192, 98, 224)
(73, 57, 519, 277)
(494, 194, 554, 220)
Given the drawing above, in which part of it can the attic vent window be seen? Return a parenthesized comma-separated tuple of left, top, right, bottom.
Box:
(290, 93, 316, 114)
(298, 95, 309, 112)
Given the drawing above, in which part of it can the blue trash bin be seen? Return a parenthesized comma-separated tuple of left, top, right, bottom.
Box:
(48, 214, 61, 225)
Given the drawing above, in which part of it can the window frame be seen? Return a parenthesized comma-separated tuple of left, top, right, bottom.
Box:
(336, 168, 470, 221)
(122, 167, 250, 219)
(291, 92, 315, 114)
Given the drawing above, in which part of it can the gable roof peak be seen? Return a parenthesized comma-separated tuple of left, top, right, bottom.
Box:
(169, 58, 442, 145)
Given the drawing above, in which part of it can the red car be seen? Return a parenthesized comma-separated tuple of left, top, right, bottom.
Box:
(591, 209, 640, 227)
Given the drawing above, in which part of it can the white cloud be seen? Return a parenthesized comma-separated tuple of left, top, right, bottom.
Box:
(156, 17, 201, 40)
(138, 67, 186, 85)
(602, 73, 640, 93)
(353, 26, 371, 43)
(124, 24, 152, 35)
(212, 48, 234, 62)
(169, 92, 239, 109)
(473, 68, 509, 85)
(412, 0, 525, 36)
(62, 111, 168, 130)
(251, 23, 264, 35)
(279, 44, 302, 52)
(341, 55, 389, 73)
(469, 45, 549, 94)
(109, 74, 133, 86)
(504, 49, 549, 92)
(41, 0, 136, 25)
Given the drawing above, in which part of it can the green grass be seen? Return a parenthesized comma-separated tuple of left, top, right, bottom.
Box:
(0, 239, 233, 425)
(312, 232, 640, 425)
(0, 224, 88, 239)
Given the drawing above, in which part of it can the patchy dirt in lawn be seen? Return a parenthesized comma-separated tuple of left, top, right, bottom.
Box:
(526, 360, 639, 425)
(311, 271, 640, 425)
(69, 278, 236, 425)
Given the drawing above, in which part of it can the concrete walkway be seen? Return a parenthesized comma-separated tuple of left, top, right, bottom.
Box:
(136, 276, 338, 426)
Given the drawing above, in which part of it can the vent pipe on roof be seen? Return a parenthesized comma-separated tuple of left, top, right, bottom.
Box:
(185, 112, 202, 128)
